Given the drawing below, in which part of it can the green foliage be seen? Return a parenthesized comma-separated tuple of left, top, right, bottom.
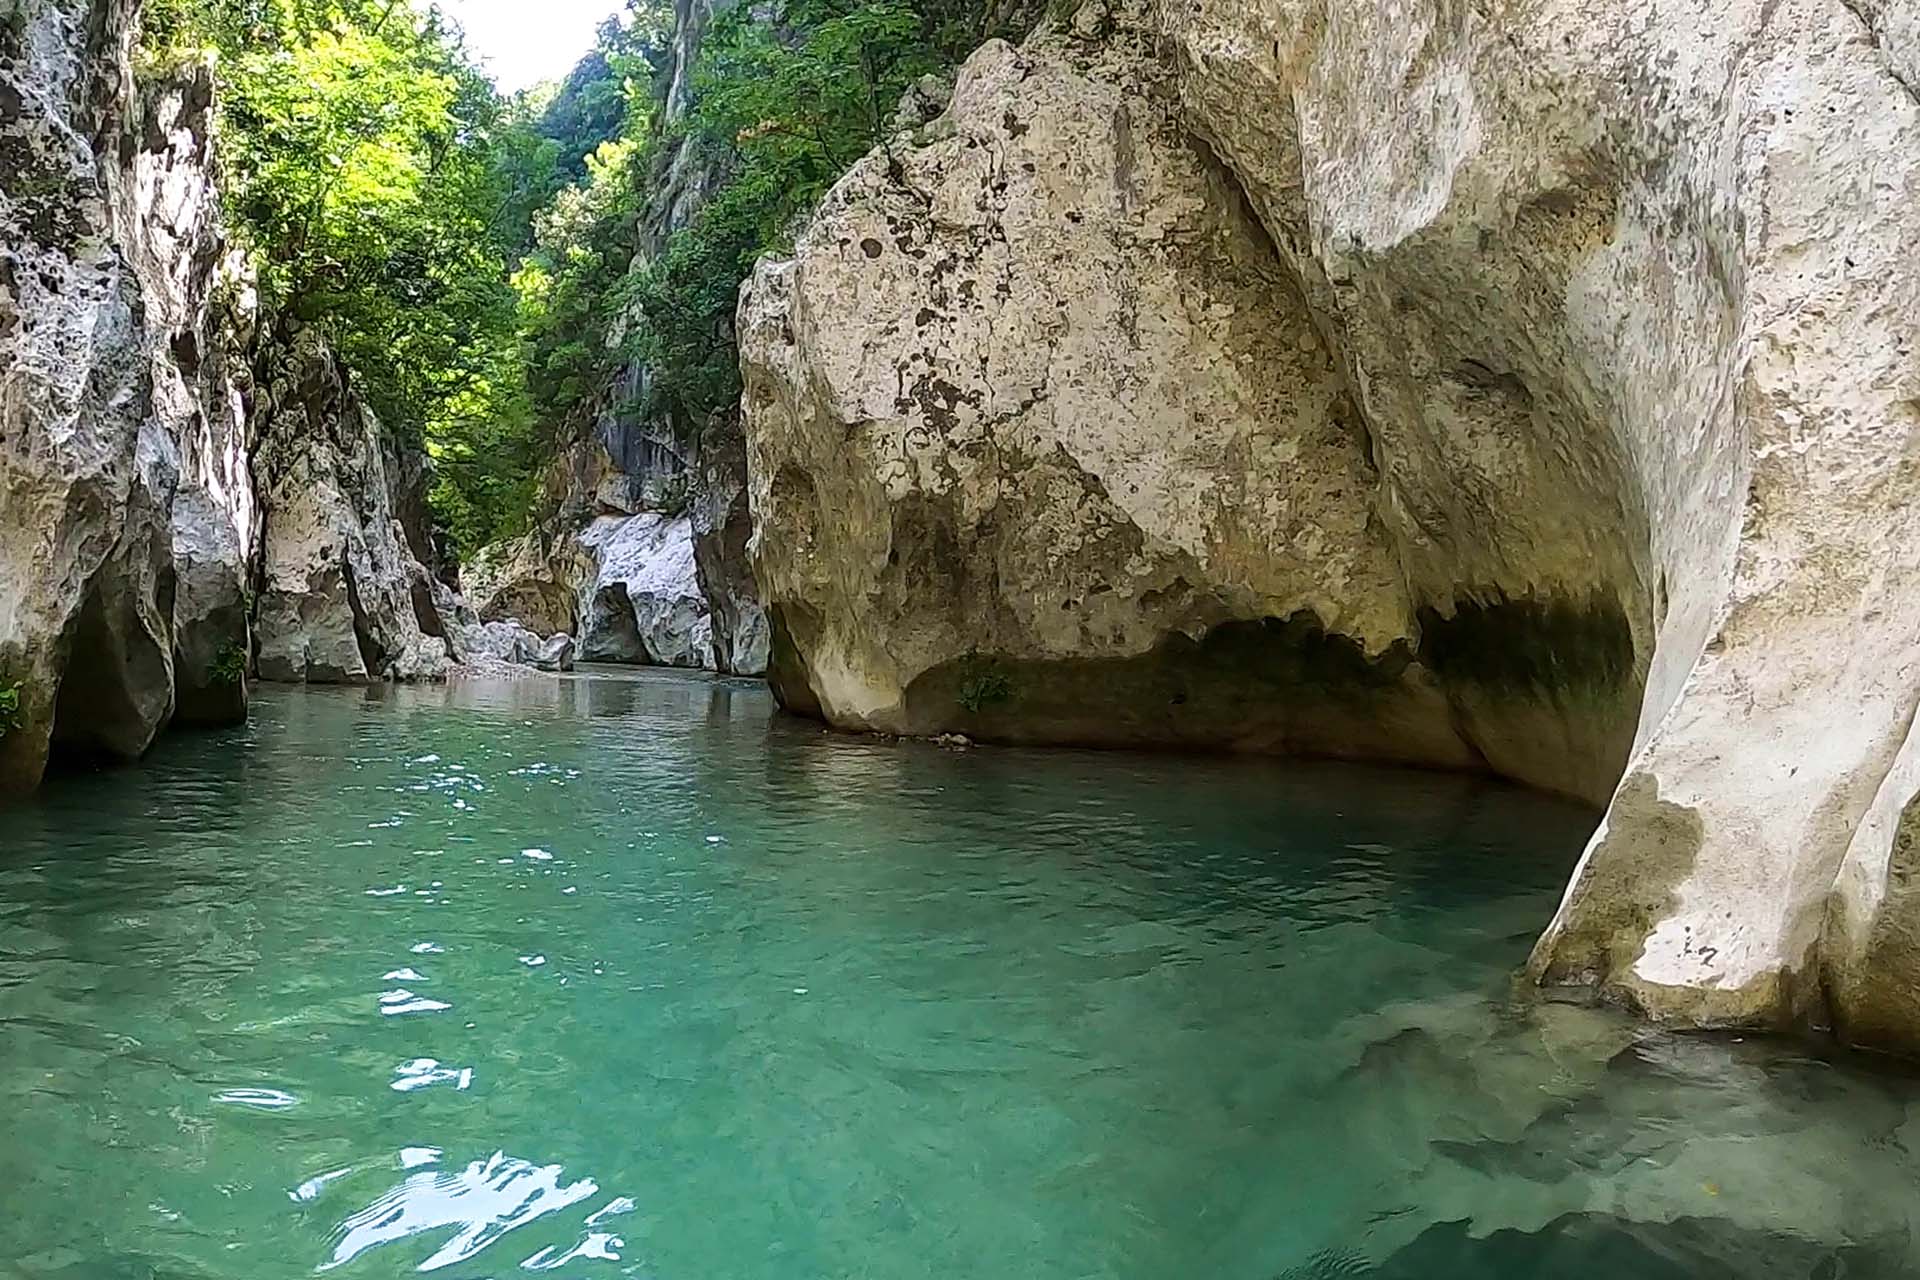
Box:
(520, 0, 1016, 448)
(139, 0, 536, 556)
(209, 640, 249, 687)
(625, 0, 956, 431)
(136, 0, 1032, 556)
(654, 472, 691, 518)
(515, 134, 649, 429)
(0, 680, 22, 738)
(956, 653, 1013, 714)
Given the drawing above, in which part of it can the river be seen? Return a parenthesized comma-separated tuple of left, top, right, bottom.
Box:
(3, 672, 1916, 1278)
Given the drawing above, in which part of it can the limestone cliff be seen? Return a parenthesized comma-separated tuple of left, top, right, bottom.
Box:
(251, 325, 450, 684)
(486, 0, 770, 677)
(0, 0, 460, 796)
(740, 0, 1920, 1052)
(2, 0, 225, 792)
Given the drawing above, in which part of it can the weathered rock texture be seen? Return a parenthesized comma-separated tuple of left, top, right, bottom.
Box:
(251, 327, 450, 684)
(0, 3, 251, 791)
(1, 1, 460, 796)
(463, 513, 724, 670)
(741, 0, 1920, 1051)
(464, 530, 584, 639)
(117, 64, 258, 727)
(496, 0, 769, 676)
(578, 514, 713, 668)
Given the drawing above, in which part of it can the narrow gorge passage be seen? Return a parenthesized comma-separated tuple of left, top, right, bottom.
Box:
(10, 0, 1920, 1275)
(9, 676, 1920, 1278)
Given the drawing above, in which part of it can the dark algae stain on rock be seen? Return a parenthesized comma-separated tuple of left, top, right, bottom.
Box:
(899, 612, 1481, 773)
(766, 604, 825, 722)
(1415, 590, 1636, 697)
(1828, 791, 1920, 1053)
(1528, 775, 1701, 980)
(874, 599, 1643, 803)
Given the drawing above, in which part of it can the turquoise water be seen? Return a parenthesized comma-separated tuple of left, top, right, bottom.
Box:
(4, 672, 1920, 1279)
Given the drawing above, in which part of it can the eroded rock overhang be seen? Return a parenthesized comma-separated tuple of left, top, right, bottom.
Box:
(738, 0, 1920, 1052)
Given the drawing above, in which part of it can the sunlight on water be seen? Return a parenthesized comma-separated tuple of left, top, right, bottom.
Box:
(3, 670, 1919, 1278)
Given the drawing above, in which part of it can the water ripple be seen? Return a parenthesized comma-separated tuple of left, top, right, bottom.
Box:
(318, 1149, 606, 1273)
(212, 1088, 299, 1111)
(7, 679, 1911, 1279)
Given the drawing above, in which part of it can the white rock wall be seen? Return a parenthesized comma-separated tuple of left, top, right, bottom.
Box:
(742, 0, 1920, 1050)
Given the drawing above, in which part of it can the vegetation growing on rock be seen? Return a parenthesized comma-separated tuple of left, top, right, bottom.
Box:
(0, 681, 23, 739)
(135, 0, 1041, 557)
(208, 641, 248, 688)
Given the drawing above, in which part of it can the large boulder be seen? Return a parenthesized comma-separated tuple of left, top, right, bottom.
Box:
(463, 618, 543, 666)
(740, 16, 1487, 779)
(252, 327, 450, 684)
(741, 0, 1920, 1050)
(530, 633, 576, 673)
(463, 513, 729, 672)
(577, 514, 714, 669)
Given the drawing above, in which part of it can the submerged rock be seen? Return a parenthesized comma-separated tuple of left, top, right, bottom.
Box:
(1347, 1213, 1908, 1280)
(741, 0, 1920, 1050)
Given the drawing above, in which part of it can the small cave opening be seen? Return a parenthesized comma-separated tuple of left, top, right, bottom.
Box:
(580, 582, 650, 665)
(48, 578, 174, 770)
(888, 595, 1645, 808)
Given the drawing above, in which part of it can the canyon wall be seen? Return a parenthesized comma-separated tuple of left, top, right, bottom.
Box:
(481, 0, 770, 678)
(0, 0, 459, 796)
(740, 0, 1920, 1051)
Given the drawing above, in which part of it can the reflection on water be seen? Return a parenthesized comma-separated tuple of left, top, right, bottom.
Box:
(317, 1147, 614, 1273)
(1, 669, 1919, 1278)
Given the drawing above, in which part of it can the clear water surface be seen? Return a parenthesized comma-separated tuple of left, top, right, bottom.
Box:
(4, 672, 1919, 1279)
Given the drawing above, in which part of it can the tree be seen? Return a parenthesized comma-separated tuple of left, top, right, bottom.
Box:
(626, 0, 968, 431)
(142, 0, 538, 554)
(137, 0, 1030, 558)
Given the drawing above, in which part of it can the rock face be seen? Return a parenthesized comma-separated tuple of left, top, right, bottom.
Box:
(578, 515, 714, 668)
(251, 327, 450, 684)
(465, 514, 722, 670)
(741, 13, 1546, 779)
(170, 489, 250, 725)
(464, 532, 583, 639)
(1, 3, 461, 796)
(689, 419, 770, 675)
(741, 0, 1920, 1052)
(0, 4, 250, 791)
(119, 64, 258, 728)
(496, 0, 769, 677)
